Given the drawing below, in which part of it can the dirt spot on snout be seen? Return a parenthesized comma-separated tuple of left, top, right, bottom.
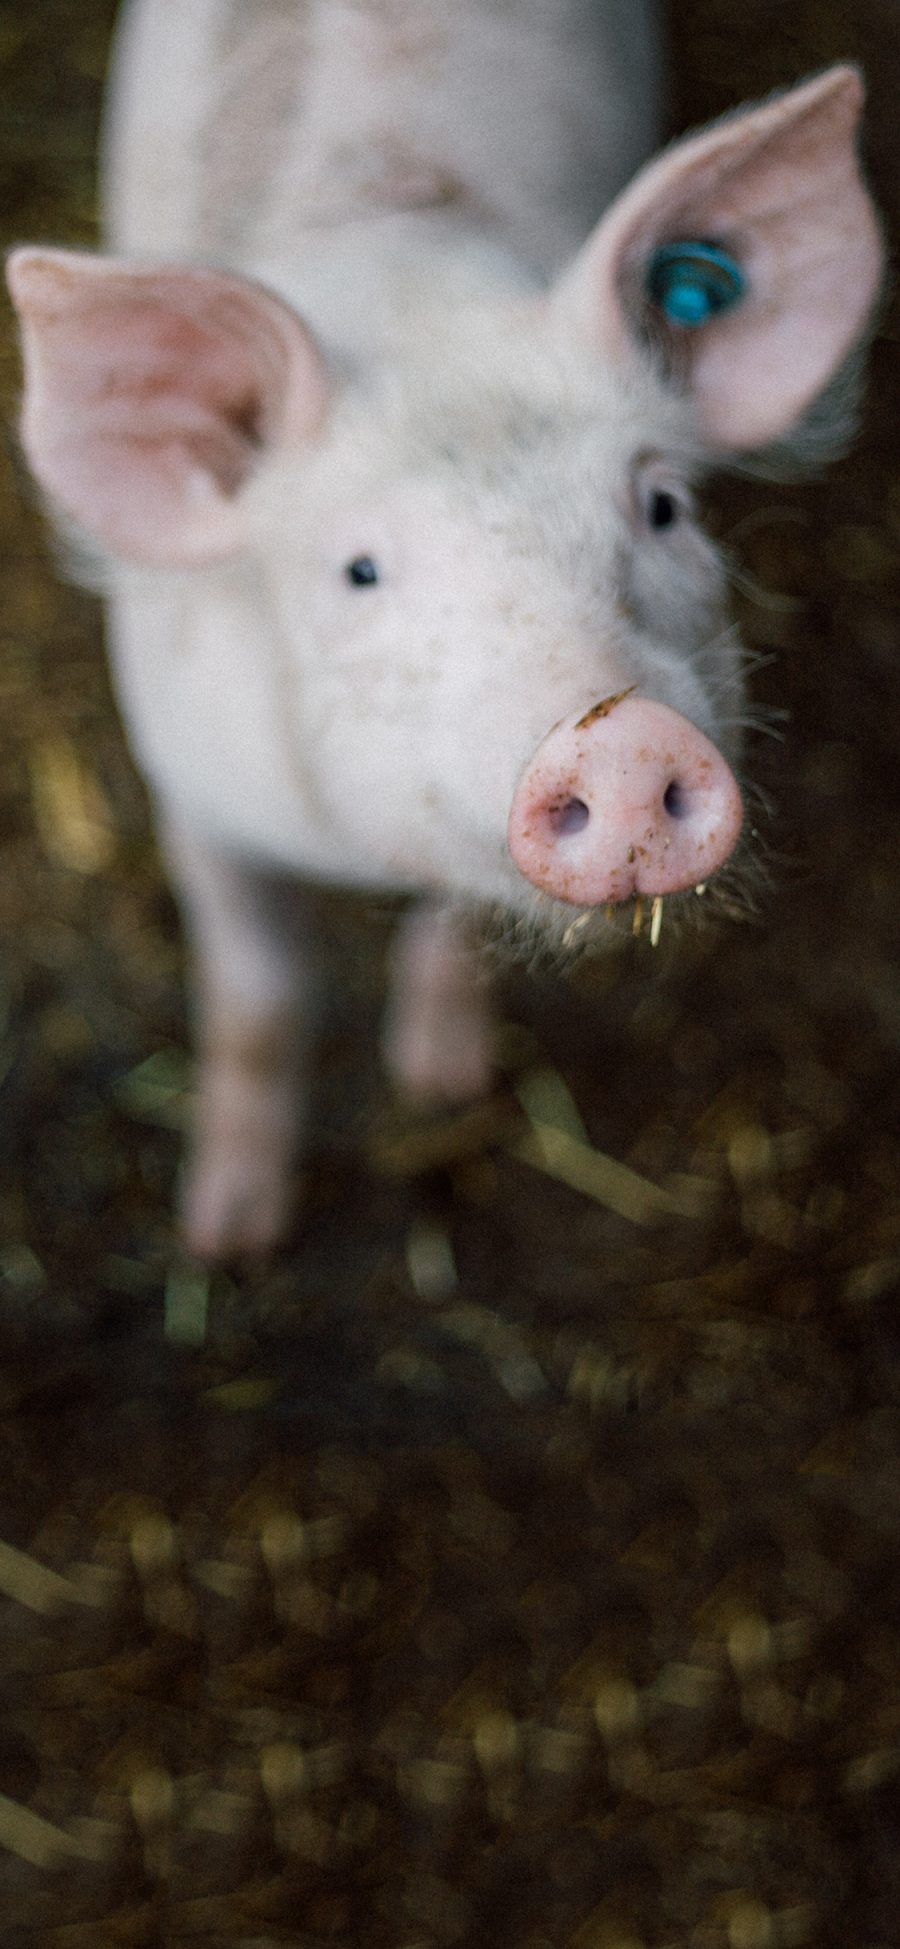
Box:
(574, 685, 637, 730)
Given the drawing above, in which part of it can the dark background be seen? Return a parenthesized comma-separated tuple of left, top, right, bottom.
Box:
(0, 3, 899, 1943)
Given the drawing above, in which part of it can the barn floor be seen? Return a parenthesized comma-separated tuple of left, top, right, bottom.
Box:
(0, 3, 899, 1943)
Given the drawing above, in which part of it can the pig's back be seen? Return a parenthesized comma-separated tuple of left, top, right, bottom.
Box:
(104, 0, 662, 279)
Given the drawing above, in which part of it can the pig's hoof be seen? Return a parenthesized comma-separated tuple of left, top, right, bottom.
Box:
(383, 1009, 494, 1105)
(179, 1150, 299, 1262)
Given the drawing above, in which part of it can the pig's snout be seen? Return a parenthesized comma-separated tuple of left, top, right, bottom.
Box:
(507, 695, 743, 906)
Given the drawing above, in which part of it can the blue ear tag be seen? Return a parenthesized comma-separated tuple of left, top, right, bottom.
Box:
(648, 240, 746, 327)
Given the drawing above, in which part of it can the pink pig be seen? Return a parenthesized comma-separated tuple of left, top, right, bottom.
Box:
(7, 1, 882, 1258)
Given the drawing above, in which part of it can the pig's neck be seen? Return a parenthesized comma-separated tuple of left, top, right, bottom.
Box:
(243, 208, 536, 366)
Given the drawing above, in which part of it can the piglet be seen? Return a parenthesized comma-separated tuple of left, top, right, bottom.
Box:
(7, 0, 882, 1257)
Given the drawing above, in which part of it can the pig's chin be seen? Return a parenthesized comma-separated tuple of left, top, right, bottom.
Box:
(470, 877, 634, 968)
(483, 892, 621, 967)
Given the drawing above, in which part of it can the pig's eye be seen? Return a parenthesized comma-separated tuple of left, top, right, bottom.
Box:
(648, 489, 678, 531)
(345, 555, 381, 587)
(633, 460, 692, 536)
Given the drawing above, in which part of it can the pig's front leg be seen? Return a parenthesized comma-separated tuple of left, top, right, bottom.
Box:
(382, 901, 493, 1104)
(160, 819, 313, 1261)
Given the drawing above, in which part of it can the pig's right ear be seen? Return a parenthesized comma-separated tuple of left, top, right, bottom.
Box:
(554, 66, 883, 453)
(6, 249, 329, 565)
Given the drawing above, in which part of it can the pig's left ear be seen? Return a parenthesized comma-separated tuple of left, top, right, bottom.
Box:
(554, 66, 883, 451)
(6, 249, 329, 565)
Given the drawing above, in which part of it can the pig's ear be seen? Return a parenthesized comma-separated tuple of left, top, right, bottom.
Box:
(555, 66, 883, 452)
(6, 248, 329, 564)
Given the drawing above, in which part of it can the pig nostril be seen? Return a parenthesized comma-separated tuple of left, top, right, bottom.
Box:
(663, 779, 690, 820)
(547, 796, 590, 838)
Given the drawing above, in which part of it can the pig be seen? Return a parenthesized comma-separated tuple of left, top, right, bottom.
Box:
(6, 0, 883, 1259)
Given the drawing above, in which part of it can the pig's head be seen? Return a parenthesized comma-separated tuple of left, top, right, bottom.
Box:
(7, 67, 882, 943)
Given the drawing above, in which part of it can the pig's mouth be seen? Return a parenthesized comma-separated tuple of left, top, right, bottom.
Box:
(478, 813, 766, 970)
